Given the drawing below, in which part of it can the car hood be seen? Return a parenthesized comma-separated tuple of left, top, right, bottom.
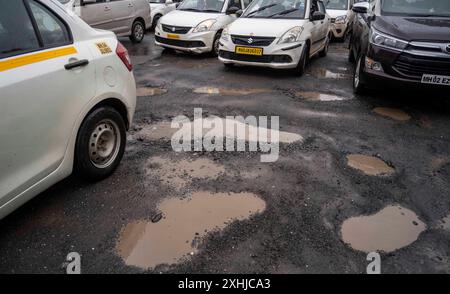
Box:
(228, 18, 307, 37)
(326, 9, 348, 18)
(373, 16, 450, 42)
(160, 10, 222, 27)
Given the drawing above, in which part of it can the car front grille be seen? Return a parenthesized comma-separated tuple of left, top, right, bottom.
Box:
(155, 36, 206, 48)
(393, 53, 450, 79)
(219, 50, 292, 63)
(231, 35, 276, 47)
(161, 24, 191, 34)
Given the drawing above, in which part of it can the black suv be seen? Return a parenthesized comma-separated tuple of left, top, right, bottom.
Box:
(348, 0, 450, 93)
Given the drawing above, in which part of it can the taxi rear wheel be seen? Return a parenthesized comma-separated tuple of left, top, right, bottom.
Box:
(74, 107, 126, 181)
(130, 20, 145, 43)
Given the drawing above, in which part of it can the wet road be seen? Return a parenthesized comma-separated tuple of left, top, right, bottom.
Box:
(1, 34, 450, 274)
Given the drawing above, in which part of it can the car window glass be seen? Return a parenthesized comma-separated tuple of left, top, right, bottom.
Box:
(0, 0, 40, 58)
(318, 1, 326, 12)
(29, 0, 71, 47)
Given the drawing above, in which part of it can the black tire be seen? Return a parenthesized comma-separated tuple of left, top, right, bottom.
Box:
(348, 46, 355, 63)
(74, 107, 127, 182)
(319, 34, 330, 57)
(211, 32, 221, 57)
(294, 43, 309, 76)
(151, 14, 161, 31)
(353, 55, 367, 95)
(129, 20, 145, 43)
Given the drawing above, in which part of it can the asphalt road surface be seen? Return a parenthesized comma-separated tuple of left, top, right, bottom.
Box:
(0, 33, 449, 274)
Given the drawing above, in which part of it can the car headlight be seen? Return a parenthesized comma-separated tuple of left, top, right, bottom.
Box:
(193, 19, 217, 33)
(278, 26, 303, 44)
(370, 28, 408, 51)
(335, 15, 347, 24)
(221, 26, 230, 42)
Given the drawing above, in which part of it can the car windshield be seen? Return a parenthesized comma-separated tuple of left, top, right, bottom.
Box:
(177, 0, 225, 12)
(324, 0, 348, 10)
(381, 0, 450, 17)
(242, 0, 306, 19)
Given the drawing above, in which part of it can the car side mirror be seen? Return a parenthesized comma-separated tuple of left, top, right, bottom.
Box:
(311, 11, 325, 21)
(352, 2, 370, 13)
(226, 6, 240, 15)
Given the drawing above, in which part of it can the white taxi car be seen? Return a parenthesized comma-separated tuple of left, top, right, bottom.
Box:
(155, 0, 251, 55)
(218, 0, 330, 75)
(0, 0, 136, 220)
(149, 0, 180, 30)
(325, 0, 354, 41)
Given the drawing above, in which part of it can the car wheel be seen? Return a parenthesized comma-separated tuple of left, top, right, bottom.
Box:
(319, 34, 330, 57)
(152, 14, 161, 31)
(74, 107, 126, 181)
(294, 43, 309, 76)
(211, 32, 222, 57)
(353, 55, 367, 94)
(129, 20, 145, 43)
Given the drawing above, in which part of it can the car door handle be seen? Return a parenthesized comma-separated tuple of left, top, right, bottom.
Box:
(128, 3, 134, 7)
(65, 59, 89, 70)
(104, 6, 111, 11)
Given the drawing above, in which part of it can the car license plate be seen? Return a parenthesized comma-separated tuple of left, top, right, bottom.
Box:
(167, 34, 180, 40)
(421, 74, 450, 86)
(235, 46, 263, 56)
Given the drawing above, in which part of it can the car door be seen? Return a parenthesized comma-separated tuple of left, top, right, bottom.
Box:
(318, 0, 329, 42)
(75, 0, 114, 31)
(108, 0, 135, 35)
(0, 0, 95, 206)
(309, 0, 323, 54)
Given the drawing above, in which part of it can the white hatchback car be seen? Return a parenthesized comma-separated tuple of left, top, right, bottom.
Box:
(218, 0, 330, 75)
(149, 0, 180, 30)
(325, 0, 355, 41)
(155, 0, 252, 55)
(0, 0, 136, 220)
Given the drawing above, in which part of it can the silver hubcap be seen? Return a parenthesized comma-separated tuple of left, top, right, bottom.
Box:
(354, 57, 361, 88)
(89, 119, 121, 168)
(134, 23, 144, 40)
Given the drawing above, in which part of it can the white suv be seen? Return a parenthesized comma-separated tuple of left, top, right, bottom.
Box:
(0, 0, 136, 219)
(218, 0, 331, 75)
(155, 0, 252, 55)
(325, 0, 354, 41)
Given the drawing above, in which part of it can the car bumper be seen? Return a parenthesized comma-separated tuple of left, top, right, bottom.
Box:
(362, 44, 450, 90)
(218, 38, 305, 69)
(331, 22, 348, 38)
(154, 26, 215, 54)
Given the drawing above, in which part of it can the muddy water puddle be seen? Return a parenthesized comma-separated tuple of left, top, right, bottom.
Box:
(296, 91, 346, 101)
(134, 118, 303, 144)
(116, 191, 266, 269)
(373, 107, 411, 121)
(308, 68, 351, 79)
(341, 205, 426, 253)
(193, 87, 271, 96)
(347, 154, 395, 176)
(136, 87, 168, 97)
(147, 156, 225, 189)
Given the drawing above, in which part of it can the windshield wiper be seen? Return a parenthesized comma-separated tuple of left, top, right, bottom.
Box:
(179, 8, 201, 12)
(246, 4, 278, 17)
(267, 8, 299, 18)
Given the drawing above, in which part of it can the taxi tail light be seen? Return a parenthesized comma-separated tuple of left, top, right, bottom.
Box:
(116, 42, 133, 71)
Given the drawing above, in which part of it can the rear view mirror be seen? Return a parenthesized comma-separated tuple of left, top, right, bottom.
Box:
(311, 11, 325, 21)
(352, 2, 369, 13)
(226, 6, 240, 15)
